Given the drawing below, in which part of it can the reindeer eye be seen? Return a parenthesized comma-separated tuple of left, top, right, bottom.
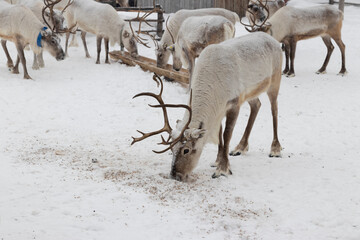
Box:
(183, 149, 190, 155)
(158, 53, 163, 58)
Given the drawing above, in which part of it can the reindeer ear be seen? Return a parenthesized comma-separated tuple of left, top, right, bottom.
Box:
(167, 44, 175, 52)
(163, 43, 168, 50)
(184, 128, 206, 140)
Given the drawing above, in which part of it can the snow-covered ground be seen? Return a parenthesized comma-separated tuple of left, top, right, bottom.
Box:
(1, 0, 359, 239)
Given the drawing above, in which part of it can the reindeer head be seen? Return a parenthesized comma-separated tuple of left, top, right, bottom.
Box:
(40, 29, 65, 61)
(169, 123, 206, 181)
(156, 16, 175, 68)
(122, 25, 138, 58)
(132, 74, 205, 182)
(247, 3, 267, 24)
(241, 0, 271, 32)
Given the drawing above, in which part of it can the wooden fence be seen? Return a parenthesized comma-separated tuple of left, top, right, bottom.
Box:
(136, 0, 249, 17)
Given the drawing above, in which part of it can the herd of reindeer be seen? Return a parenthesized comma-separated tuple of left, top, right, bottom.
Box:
(0, 0, 347, 181)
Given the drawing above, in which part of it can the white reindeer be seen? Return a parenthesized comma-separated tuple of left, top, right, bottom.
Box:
(2, 0, 65, 70)
(167, 15, 235, 81)
(0, 1, 65, 79)
(132, 32, 283, 181)
(156, 8, 240, 69)
(250, 5, 346, 77)
(54, 0, 138, 64)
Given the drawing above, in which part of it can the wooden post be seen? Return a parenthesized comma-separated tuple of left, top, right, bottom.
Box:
(156, 4, 164, 38)
(339, 0, 345, 12)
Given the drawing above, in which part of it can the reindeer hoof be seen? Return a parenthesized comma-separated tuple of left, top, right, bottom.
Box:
(269, 152, 281, 158)
(212, 168, 232, 178)
(95, 61, 100, 64)
(316, 70, 326, 74)
(24, 75, 32, 80)
(12, 69, 19, 74)
(229, 151, 241, 156)
(32, 65, 40, 70)
(286, 73, 295, 78)
(337, 70, 348, 76)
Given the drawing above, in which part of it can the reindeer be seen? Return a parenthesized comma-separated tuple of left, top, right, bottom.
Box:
(132, 32, 283, 181)
(0, 1, 65, 79)
(246, 0, 286, 25)
(245, 4, 347, 77)
(156, 8, 240, 69)
(2, 0, 65, 70)
(166, 15, 235, 83)
(54, 0, 138, 64)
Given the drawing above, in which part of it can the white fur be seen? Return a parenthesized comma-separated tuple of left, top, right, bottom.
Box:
(178, 32, 282, 145)
(157, 8, 240, 66)
(0, 1, 48, 54)
(173, 15, 235, 70)
(5, 0, 64, 30)
(55, 0, 129, 47)
(265, 5, 343, 42)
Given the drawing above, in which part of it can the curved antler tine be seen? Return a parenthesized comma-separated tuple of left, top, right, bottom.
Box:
(132, 74, 173, 147)
(165, 16, 175, 44)
(129, 19, 151, 48)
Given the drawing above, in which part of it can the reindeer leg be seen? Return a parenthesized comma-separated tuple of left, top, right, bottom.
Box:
(230, 98, 261, 156)
(32, 52, 40, 70)
(332, 36, 347, 75)
(15, 40, 31, 79)
(38, 51, 45, 68)
(96, 36, 102, 64)
(316, 36, 334, 74)
(12, 55, 20, 74)
(81, 31, 91, 58)
(282, 42, 290, 75)
(212, 99, 240, 178)
(65, 32, 70, 57)
(104, 37, 110, 64)
(287, 38, 297, 77)
(267, 72, 282, 157)
(1, 40, 14, 70)
(211, 125, 223, 167)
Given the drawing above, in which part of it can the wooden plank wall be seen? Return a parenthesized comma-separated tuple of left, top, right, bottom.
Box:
(136, 0, 248, 17)
(136, 0, 214, 13)
(214, 0, 249, 17)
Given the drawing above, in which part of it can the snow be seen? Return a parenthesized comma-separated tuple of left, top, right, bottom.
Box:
(1, 0, 360, 239)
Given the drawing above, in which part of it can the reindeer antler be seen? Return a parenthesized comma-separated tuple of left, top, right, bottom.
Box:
(240, 0, 270, 32)
(165, 16, 175, 44)
(128, 9, 159, 49)
(132, 74, 192, 154)
(42, 0, 76, 34)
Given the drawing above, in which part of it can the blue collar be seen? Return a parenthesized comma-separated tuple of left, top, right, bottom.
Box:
(37, 27, 48, 47)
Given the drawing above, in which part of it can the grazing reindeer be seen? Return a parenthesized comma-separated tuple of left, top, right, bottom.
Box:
(156, 8, 240, 69)
(132, 32, 283, 181)
(54, 0, 138, 64)
(246, 4, 347, 77)
(2, 0, 65, 70)
(0, 1, 65, 79)
(246, 0, 286, 24)
(167, 15, 235, 82)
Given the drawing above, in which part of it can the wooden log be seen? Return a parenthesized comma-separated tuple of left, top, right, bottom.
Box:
(109, 51, 189, 85)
